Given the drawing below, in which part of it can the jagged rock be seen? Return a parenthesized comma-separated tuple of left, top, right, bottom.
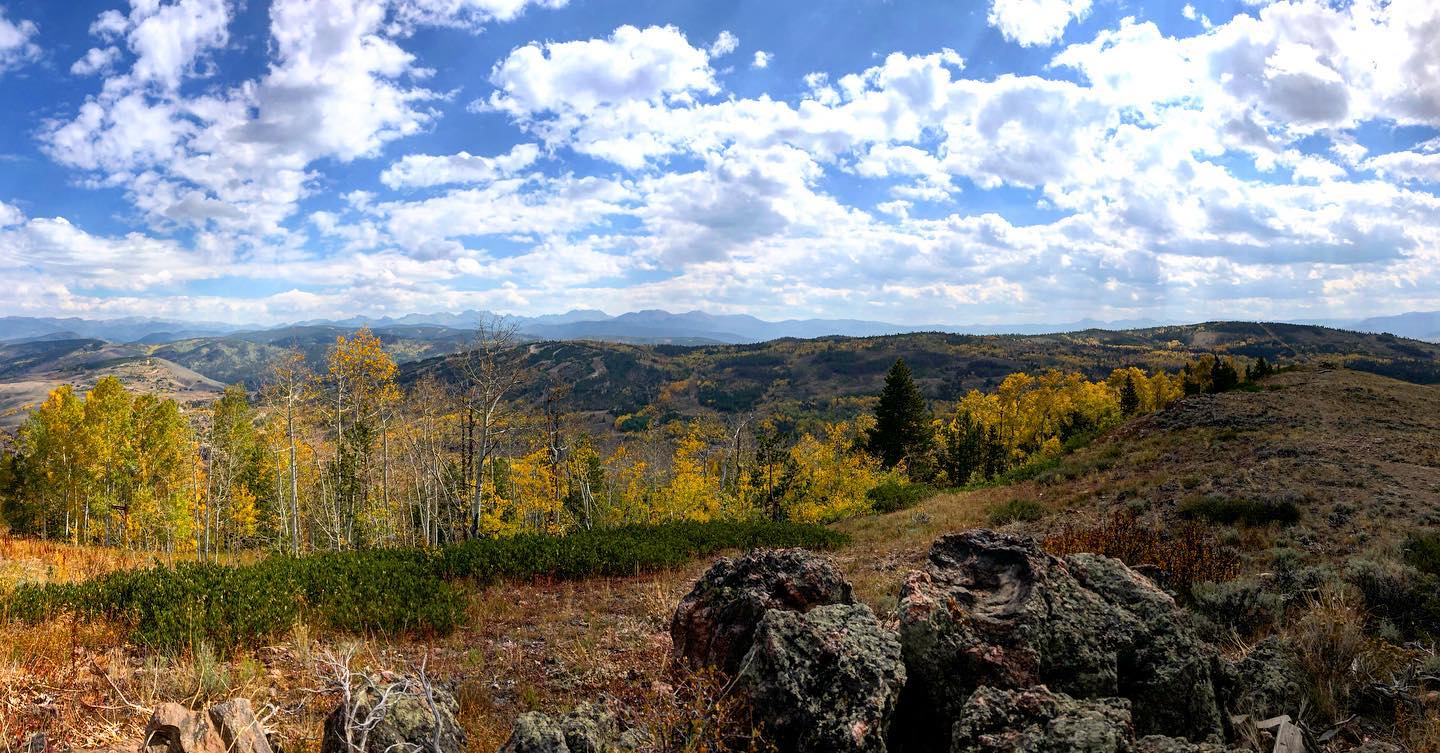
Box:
(737, 603, 906, 752)
(1224, 637, 1303, 722)
(950, 686, 1134, 753)
(670, 548, 854, 675)
(142, 699, 273, 753)
(320, 681, 465, 753)
(499, 704, 627, 753)
(896, 530, 1226, 748)
(1065, 553, 1226, 740)
(1132, 736, 1241, 753)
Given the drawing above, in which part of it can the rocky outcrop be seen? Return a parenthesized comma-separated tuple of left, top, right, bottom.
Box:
(498, 704, 637, 753)
(141, 700, 273, 753)
(950, 687, 1240, 753)
(320, 681, 465, 753)
(950, 686, 1134, 753)
(737, 603, 906, 753)
(670, 548, 854, 675)
(897, 530, 1226, 748)
(1223, 636, 1303, 722)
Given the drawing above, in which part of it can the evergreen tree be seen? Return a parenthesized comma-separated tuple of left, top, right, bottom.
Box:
(1119, 374, 1141, 416)
(1247, 356, 1273, 381)
(1209, 356, 1240, 393)
(867, 358, 933, 471)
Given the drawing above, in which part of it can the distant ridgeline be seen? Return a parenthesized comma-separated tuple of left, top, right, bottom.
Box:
(0, 319, 1287, 555)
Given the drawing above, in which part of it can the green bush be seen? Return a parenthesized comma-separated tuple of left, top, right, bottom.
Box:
(0, 520, 846, 652)
(1403, 530, 1440, 577)
(1191, 577, 1286, 639)
(865, 479, 932, 514)
(988, 499, 1047, 526)
(1344, 557, 1440, 640)
(1178, 495, 1300, 526)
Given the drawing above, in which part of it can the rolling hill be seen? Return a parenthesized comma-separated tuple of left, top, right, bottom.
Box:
(1, 320, 1438, 432)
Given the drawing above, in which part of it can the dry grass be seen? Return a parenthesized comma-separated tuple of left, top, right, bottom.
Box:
(1042, 510, 1242, 594)
(0, 537, 161, 589)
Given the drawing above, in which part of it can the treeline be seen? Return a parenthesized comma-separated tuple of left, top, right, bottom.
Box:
(0, 320, 1272, 554)
(864, 353, 1272, 487)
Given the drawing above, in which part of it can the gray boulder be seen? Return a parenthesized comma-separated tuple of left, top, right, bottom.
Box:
(897, 530, 1226, 748)
(737, 603, 906, 753)
(499, 705, 630, 753)
(950, 686, 1134, 753)
(671, 548, 854, 675)
(320, 681, 465, 753)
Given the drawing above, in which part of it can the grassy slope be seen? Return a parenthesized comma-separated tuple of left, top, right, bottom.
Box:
(833, 366, 1440, 609)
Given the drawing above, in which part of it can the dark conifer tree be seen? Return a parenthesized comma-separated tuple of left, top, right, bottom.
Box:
(1120, 374, 1141, 416)
(1210, 356, 1240, 393)
(867, 358, 933, 470)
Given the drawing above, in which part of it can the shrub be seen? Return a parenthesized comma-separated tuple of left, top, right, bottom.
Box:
(1344, 557, 1440, 640)
(988, 499, 1047, 527)
(865, 479, 932, 514)
(1288, 590, 1403, 725)
(1191, 577, 1286, 639)
(1, 520, 848, 652)
(1178, 495, 1301, 526)
(1404, 530, 1440, 577)
(1043, 510, 1242, 596)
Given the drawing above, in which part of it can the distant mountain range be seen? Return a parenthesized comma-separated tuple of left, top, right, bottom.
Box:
(3, 309, 1439, 346)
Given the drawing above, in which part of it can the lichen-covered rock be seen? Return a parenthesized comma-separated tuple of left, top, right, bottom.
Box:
(737, 603, 906, 753)
(671, 548, 854, 675)
(897, 530, 1226, 748)
(320, 682, 465, 753)
(1223, 636, 1302, 722)
(950, 686, 1134, 753)
(142, 700, 273, 753)
(1065, 554, 1226, 740)
(498, 704, 627, 753)
(1132, 735, 1243, 753)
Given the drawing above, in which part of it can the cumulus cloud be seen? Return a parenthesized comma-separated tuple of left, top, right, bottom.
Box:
(752, 50, 772, 69)
(988, 0, 1092, 47)
(710, 30, 738, 57)
(0, 6, 40, 74)
(486, 25, 719, 118)
(71, 46, 123, 75)
(380, 143, 542, 188)
(14, 0, 1440, 324)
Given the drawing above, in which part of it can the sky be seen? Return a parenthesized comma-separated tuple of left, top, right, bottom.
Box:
(0, 0, 1437, 326)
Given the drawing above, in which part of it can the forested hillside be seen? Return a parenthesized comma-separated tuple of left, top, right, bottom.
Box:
(0, 319, 1282, 558)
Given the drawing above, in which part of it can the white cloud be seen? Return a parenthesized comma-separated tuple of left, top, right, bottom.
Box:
(0, 6, 40, 74)
(486, 25, 719, 119)
(16, 2, 1440, 324)
(0, 200, 23, 227)
(988, 0, 1092, 47)
(71, 46, 123, 76)
(390, 0, 569, 29)
(752, 50, 772, 69)
(380, 143, 542, 188)
(710, 30, 738, 58)
(1365, 150, 1440, 183)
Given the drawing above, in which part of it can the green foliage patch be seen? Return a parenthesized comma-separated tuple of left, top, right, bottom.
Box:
(0, 520, 846, 652)
(865, 479, 933, 514)
(987, 499, 1048, 526)
(1178, 494, 1301, 526)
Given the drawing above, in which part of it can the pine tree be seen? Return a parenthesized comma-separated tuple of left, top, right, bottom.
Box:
(1119, 374, 1141, 416)
(1209, 356, 1240, 393)
(866, 358, 933, 471)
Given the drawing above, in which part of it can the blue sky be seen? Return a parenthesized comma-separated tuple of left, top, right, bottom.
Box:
(0, 0, 1437, 325)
